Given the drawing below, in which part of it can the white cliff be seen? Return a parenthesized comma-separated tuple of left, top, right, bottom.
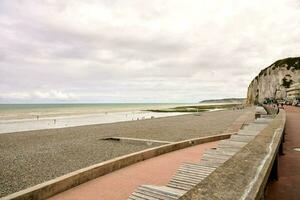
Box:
(246, 57, 300, 104)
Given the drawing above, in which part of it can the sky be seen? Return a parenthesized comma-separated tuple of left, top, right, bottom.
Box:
(0, 0, 300, 103)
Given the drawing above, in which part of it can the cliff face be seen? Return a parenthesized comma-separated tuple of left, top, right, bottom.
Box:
(246, 57, 300, 105)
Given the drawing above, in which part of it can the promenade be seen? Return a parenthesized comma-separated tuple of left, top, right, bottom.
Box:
(49, 141, 218, 200)
(266, 106, 300, 200)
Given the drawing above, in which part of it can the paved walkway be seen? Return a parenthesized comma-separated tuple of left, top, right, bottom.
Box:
(49, 141, 218, 200)
(266, 106, 300, 200)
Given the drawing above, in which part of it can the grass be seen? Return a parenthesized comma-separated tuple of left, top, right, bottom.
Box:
(146, 103, 242, 113)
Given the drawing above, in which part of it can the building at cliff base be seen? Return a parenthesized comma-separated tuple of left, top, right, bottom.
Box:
(286, 83, 300, 100)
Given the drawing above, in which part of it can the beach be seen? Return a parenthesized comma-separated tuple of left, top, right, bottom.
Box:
(0, 109, 246, 197)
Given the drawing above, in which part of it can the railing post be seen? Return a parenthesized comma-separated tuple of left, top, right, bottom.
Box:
(279, 138, 284, 155)
(279, 127, 285, 156)
(270, 154, 279, 181)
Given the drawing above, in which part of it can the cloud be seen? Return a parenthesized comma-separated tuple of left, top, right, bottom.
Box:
(0, 90, 78, 102)
(0, 0, 300, 103)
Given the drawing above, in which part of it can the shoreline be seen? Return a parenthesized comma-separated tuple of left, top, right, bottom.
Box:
(0, 102, 241, 120)
(0, 103, 196, 121)
(0, 111, 191, 134)
(0, 103, 243, 134)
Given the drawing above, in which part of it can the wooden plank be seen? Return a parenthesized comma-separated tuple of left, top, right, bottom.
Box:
(219, 140, 248, 146)
(203, 152, 232, 159)
(175, 170, 209, 177)
(217, 146, 242, 152)
(204, 149, 236, 156)
(177, 169, 211, 176)
(172, 174, 205, 181)
(136, 187, 178, 200)
(171, 177, 201, 185)
(178, 167, 212, 174)
(168, 180, 195, 187)
(156, 186, 185, 194)
(178, 166, 211, 172)
(141, 185, 184, 197)
(197, 161, 222, 168)
(167, 183, 191, 191)
(201, 157, 226, 164)
(171, 176, 204, 184)
(177, 169, 211, 177)
(134, 189, 176, 200)
(181, 163, 216, 170)
(202, 154, 231, 160)
(128, 195, 146, 200)
(132, 191, 157, 200)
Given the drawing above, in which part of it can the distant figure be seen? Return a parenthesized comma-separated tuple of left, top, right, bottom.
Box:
(54, 119, 56, 124)
(37, 115, 39, 120)
(151, 116, 155, 119)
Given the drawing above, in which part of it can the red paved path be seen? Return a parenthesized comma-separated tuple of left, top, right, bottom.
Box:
(266, 106, 300, 200)
(49, 141, 218, 200)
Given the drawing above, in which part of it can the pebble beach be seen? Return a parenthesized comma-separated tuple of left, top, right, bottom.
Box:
(0, 109, 245, 197)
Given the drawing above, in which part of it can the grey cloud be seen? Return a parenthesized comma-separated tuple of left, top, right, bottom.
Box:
(1, 0, 300, 102)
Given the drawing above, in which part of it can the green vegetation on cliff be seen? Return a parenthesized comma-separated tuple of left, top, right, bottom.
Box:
(250, 57, 300, 85)
(271, 57, 300, 70)
(260, 57, 300, 77)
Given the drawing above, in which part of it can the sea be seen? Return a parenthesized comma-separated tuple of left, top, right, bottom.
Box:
(0, 103, 195, 134)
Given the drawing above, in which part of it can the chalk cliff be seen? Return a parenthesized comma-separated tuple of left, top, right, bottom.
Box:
(246, 57, 300, 104)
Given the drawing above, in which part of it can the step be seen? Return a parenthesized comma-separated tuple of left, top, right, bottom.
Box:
(129, 185, 184, 200)
(204, 149, 236, 156)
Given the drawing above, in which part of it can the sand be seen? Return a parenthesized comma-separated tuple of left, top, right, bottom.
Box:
(0, 109, 245, 197)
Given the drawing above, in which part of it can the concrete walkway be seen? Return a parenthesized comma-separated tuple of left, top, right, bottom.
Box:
(266, 106, 300, 200)
(49, 141, 218, 200)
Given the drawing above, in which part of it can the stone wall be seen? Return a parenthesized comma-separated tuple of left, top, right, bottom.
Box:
(247, 57, 300, 105)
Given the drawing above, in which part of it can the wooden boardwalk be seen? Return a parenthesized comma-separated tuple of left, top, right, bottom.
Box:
(129, 114, 273, 200)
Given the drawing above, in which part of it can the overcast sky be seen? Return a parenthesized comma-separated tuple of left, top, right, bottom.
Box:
(0, 0, 300, 103)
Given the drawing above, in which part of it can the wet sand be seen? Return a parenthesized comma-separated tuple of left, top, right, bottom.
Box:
(0, 109, 245, 197)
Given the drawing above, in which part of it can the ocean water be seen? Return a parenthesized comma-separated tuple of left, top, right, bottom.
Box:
(0, 103, 193, 134)
(0, 103, 192, 119)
